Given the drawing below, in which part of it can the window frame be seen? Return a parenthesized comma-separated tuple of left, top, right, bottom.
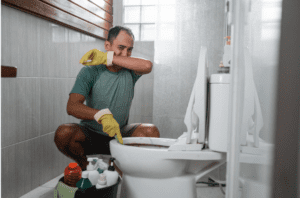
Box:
(123, 3, 156, 41)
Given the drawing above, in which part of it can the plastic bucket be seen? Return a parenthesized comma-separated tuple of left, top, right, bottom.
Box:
(58, 176, 121, 198)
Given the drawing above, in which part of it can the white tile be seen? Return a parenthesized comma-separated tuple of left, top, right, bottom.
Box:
(153, 116, 186, 139)
(16, 78, 41, 140)
(1, 6, 12, 66)
(141, 79, 154, 117)
(15, 138, 41, 197)
(39, 132, 66, 186)
(1, 78, 40, 146)
(153, 66, 182, 119)
(1, 145, 17, 198)
(40, 78, 55, 134)
(1, 78, 17, 147)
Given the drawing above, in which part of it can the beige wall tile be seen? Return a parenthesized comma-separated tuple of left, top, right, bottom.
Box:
(1, 145, 17, 198)
(40, 78, 55, 134)
(39, 132, 72, 186)
(1, 78, 40, 147)
(1, 137, 42, 198)
(1, 78, 17, 147)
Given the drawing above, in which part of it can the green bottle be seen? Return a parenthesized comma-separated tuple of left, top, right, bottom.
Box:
(76, 171, 93, 190)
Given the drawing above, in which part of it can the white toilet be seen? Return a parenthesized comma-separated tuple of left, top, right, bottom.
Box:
(110, 47, 228, 198)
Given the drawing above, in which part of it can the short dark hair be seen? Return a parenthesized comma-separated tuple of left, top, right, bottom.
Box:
(107, 26, 135, 44)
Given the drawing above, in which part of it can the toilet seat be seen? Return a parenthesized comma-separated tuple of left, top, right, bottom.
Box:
(111, 137, 225, 161)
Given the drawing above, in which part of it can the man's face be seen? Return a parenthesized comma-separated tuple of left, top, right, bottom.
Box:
(105, 30, 134, 57)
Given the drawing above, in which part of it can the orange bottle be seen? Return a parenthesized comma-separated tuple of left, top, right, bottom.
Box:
(64, 162, 82, 187)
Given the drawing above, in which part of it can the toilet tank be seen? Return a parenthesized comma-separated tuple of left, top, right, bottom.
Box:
(208, 74, 231, 152)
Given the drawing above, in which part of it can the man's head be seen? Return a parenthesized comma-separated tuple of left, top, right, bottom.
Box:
(107, 26, 135, 44)
(105, 26, 135, 58)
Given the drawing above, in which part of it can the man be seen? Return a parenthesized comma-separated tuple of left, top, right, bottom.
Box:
(54, 26, 160, 174)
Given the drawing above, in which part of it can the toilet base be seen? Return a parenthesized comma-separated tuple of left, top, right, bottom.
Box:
(120, 174, 197, 198)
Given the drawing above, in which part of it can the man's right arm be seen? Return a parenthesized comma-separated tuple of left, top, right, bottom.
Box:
(67, 93, 98, 120)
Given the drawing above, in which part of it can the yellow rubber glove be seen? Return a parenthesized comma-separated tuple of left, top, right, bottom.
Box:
(79, 49, 114, 66)
(99, 114, 123, 144)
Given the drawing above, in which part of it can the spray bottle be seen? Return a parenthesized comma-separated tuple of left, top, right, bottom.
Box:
(94, 158, 109, 174)
(103, 157, 119, 186)
(96, 173, 108, 189)
(76, 171, 93, 190)
(86, 157, 100, 186)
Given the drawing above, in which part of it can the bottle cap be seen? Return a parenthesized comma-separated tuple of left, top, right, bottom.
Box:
(82, 171, 89, 178)
(108, 158, 116, 171)
(69, 162, 78, 169)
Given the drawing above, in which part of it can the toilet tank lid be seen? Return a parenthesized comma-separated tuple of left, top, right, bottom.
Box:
(210, 74, 231, 84)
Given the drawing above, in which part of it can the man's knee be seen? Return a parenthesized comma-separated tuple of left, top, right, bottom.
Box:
(54, 124, 73, 149)
(133, 124, 160, 138)
(54, 124, 85, 149)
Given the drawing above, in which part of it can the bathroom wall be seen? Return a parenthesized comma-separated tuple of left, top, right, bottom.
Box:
(151, 0, 226, 182)
(113, 0, 155, 124)
(152, 0, 225, 139)
(127, 41, 155, 124)
(1, 5, 99, 198)
(1, 4, 152, 198)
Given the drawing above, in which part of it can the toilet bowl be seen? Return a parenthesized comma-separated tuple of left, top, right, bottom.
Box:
(109, 46, 227, 198)
(110, 138, 226, 198)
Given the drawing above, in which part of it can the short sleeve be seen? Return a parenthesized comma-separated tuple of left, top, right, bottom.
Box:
(130, 70, 142, 85)
(70, 67, 96, 98)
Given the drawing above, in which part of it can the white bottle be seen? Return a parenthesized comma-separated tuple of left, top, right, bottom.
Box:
(96, 173, 107, 189)
(86, 158, 100, 186)
(103, 157, 119, 186)
(94, 159, 109, 173)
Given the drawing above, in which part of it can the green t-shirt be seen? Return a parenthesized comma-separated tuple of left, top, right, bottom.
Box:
(70, 65, 142, 136)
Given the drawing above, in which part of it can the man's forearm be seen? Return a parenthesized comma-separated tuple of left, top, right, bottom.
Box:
(112, 56, 152, 73)
(67, 102, 99, 120)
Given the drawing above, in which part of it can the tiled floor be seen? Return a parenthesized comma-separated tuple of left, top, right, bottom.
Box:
(20, 174, 225, 198)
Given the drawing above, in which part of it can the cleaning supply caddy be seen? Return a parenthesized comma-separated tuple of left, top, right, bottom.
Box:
(55, 159, 121, 198)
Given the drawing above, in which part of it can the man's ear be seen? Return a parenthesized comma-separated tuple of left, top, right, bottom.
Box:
(104, 40, 112, 51)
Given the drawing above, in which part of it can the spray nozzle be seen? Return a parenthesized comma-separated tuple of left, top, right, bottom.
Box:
(108, 157, 116, 171)
(87, 157, 98, 171)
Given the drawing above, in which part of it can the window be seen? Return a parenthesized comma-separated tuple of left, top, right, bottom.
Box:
(123, 0, 157, 41)
(261, 0, 282, 40)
